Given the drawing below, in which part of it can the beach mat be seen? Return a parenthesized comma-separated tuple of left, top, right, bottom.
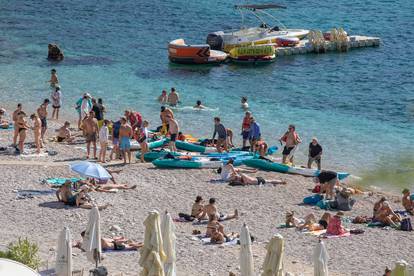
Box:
(320, 231, 351, 239)
(192, 235, 239, 246)
(15, 189, 55, 199)
(103, 248, 137, 253)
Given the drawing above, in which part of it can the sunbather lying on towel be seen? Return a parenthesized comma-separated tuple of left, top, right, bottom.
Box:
(229, 173, 286, 186)
(206, 214, 239, 244)
(56, 181, 110, 210)
(74, 231, 143, 251)
(81, 179, 137, 192)
(205, 198, 238, 221)
(286, 212, 331, 231)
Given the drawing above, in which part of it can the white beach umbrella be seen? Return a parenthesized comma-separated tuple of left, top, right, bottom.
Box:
(392, 260, 414, 276)
(0, 258, 39, 276)
(240, 223, 254, 276)
(82, 206, 101, 267)
(70, 161, 111, 180)
(262, 234, 284, 276)
(161, 212, 176, 276)
(139, 210, 166, 276)
(55, 227, 73, 276)
(313, 240, 329, 276)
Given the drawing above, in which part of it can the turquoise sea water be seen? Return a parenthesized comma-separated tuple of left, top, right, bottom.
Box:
(0, 0, 413, 180)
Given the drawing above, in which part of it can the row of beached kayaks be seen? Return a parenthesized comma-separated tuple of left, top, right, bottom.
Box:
(134, 136, 350, 180)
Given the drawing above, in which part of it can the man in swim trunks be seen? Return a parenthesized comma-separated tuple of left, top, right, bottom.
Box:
(167, 115, 179, 152)
(124, 110, 142, 131)
(29, 114, 42, 154)
(57, 121, 75, 143)
(308, 137, 322, 170)
(37, 99, 50, 147)
(279, 124, 301, 164)
(110, 120, 121, 160)
(160, 106, 174, 134)
(204, 198, 238, 221)
(314, 170, 339, 200)
(167, 87, 180, 106)
(241, 111, 251, 149)
(12, 103, 23, 145)
(119, 116, 133, 164)
(212, 117, 228, 153)
(82, 111, 99, 159)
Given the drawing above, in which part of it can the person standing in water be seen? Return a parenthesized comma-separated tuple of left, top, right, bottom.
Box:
(279, 124, 301, 164)
(167, 87, 180, 106)
(30, 114, 42, 154)
(119, 117, 133, 164)
(158, 90, 168, 104)
(51, 86, 62, 120)
(82, 111, 99, 159)
(308, 137, 323, 170)
(47, 69, 59, 89)
(37, 99, 50, 147)
(212, 117, 228, 153)
(167, 115, 179, 152)
(241, 96, 249, 110)
(12, 103, 23, 146)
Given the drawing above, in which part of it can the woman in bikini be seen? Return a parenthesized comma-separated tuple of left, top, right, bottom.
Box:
(15, 112, 29, 153)
(207, 214, 239, 244)
(373, 199, 401, 227)
(76, 231, 143, 251)
(229, 172, 286, 186)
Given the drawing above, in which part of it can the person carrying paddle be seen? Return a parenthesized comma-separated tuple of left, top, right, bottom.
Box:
(279, 124, 301, 164)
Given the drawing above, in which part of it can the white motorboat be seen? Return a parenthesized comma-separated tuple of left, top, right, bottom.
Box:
(206, 4, 309, 52)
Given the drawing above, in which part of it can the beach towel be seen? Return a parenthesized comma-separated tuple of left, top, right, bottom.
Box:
(43, 177, 84, 186)
(303, 194, 323, 205)
(277, 224, 295, 229)
(367, 221, 386, 228)
(103, 248, 137, 253)
(301, 229, 327, 236)
(191, 235, 239, 246)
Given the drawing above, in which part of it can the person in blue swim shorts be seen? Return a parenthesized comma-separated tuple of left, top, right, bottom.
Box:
(119, 117, 133, 164)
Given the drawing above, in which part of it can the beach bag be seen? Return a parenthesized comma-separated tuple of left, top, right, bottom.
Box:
(400, 217, 412, 231)
(303, 194, 323, 205)
(316, 199, 328, 210)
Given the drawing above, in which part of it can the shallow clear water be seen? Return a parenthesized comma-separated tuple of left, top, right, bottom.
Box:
(1, 0, 413, 178)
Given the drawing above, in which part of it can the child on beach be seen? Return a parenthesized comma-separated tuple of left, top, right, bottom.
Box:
(51, 86, 62, 120)
(57, 121, 75, 143)
(136, 120, 149, 163)
(98, 120, 110, 163)
(29, 114, 42, 154)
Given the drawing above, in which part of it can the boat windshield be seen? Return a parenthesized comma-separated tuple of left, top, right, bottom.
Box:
(234, 4, 287, 31)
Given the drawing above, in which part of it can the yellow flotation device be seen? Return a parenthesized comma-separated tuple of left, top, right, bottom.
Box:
(160, 123, 168, 135)
(230, 45, 275, 58)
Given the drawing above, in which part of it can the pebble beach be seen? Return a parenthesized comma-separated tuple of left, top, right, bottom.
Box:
(0, 119, 412, 275)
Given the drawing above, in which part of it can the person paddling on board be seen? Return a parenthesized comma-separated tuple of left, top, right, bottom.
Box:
(279, 124, 301, 164)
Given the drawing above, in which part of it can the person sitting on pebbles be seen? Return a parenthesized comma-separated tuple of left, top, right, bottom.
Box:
(218, 159, 257, 182)
(326, 211, 348, 236)
(56, 182, 110, 210)
(204, 198, 238, 221)
(402, 188, 414, 215)
(206, 214, 239, 244)
(74, 231, 143, 251)
(373, 197, 401, 227)
(56, 121, 75, 143)
(178, 196, 208, 222)
(0, 108, 10, 128)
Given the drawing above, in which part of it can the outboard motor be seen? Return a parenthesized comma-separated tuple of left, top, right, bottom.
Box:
(206, 31, 224, 50)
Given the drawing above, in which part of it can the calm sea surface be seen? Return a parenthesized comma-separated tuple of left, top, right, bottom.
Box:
(1, 0, 413, 186)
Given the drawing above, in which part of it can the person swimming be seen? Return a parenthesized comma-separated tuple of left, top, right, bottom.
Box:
(194, 100, 206, 109)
